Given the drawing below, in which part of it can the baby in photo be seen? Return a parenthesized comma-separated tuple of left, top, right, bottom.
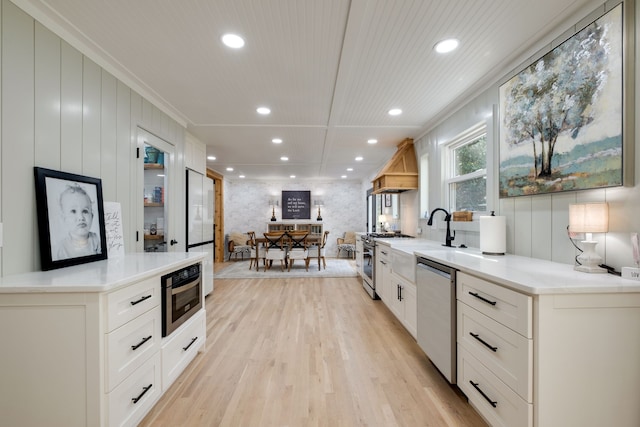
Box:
(57, 184, 101, 259)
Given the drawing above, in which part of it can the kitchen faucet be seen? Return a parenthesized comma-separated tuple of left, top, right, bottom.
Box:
(427, 208, 455, 247)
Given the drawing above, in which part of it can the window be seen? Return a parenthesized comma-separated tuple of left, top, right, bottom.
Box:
(445, 125, 487, 212)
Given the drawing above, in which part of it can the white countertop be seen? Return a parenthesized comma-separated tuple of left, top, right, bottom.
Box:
(0, 252, 206, 293)
(372, 238, 640, 295)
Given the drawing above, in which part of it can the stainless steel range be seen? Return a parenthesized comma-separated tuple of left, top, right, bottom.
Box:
(361, 232, 414, 299)
(361, 236, 376, 298)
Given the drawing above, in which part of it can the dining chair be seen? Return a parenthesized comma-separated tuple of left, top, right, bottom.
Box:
(263, 231, 287, 271)
(247, 231, 264, 270)
(307, 230, 329, 269)
(286, 230, 309, 271)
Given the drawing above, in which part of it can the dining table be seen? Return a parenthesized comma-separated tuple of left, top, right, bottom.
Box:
(254, 234, 323, 271)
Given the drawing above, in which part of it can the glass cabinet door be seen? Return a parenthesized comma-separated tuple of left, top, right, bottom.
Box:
(138, 128, 175, 252)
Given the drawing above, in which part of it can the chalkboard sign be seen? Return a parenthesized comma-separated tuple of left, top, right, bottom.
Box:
(282, 191, 310, 219)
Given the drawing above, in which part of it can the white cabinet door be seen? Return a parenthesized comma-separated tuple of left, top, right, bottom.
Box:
(403, 282, 417, 338)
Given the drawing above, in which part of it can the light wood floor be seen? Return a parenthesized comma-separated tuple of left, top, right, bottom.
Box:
(140, 262, 488, 427)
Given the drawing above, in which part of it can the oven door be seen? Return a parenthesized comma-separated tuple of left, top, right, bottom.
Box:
(163, 274, 203, 337)
(362, 242, 376, 298)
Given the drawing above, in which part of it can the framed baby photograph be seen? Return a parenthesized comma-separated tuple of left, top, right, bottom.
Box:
(34, 167, 108, 271)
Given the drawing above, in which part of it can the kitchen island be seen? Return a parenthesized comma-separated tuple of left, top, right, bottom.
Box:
(373, 238, 640, 427)
(0, 252, 206, 427)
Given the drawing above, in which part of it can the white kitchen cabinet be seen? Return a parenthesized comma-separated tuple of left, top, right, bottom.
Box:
(457, 271, 533, 427)
(455, 270, 640, 427)
(375, 243, 391, 302)
(0, 253, 206, 427)
(162, 308, 206, 389)
(355, 234, 364, 277)
(389, 271, 417, 338)
(378, 245, 417, 338)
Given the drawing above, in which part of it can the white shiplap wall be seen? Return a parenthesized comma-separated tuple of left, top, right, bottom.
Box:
(1, 0, 186, 275)
(412, 0, 640, 272)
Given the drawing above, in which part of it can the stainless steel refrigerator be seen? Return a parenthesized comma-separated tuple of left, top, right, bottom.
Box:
(186, 169, 215, 296)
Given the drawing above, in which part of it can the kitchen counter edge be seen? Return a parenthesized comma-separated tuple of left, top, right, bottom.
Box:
(373, 238, 640, 295)
(0, 252, 207, 293)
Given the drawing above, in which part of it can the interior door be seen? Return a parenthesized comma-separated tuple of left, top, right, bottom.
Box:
(137, 127, 176, 252)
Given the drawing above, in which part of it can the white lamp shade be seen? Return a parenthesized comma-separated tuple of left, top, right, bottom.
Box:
(378, 214, 387, 223)
(569, 203, 609, 233)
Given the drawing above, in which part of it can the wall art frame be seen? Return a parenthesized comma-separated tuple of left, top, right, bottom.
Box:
(499, 2, 626, 197)
(282, 190, 311, 220)
(34, 167, 108, 271)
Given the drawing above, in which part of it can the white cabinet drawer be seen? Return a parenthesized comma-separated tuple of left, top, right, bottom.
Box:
(162, 309, 206, 390)
(106, 306, 162, 392)
(458, 302, 532, 401)
(108, 351, 162, 427)
(376, 244, 391, 263)
(457, 272, 532, 338)
(106, 277, 160, 332)
(458, 346, 532, 427)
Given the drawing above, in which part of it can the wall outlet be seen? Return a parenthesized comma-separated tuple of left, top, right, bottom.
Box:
(416, 227, 422, 235)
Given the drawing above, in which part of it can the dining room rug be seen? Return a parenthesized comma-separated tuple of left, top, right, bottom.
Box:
(215, 258, 358, 279)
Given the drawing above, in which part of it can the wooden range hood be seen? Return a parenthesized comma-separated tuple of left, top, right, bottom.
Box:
(372, 138, 418, 194)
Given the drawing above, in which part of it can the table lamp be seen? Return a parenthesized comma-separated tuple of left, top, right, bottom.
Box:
(314, 199, 324, 221)
(379, 214, 387, 232)
(269, 199, 279, 221)
(569, 202, 609, 273)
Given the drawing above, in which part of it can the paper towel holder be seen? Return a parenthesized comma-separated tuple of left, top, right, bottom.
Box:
(480, 211, 506, 255)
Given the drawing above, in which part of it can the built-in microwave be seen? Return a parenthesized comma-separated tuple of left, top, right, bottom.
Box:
(162, 262, 202, 337)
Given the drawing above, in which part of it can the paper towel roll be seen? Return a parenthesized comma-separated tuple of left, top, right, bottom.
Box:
(480, 215, 506, 255)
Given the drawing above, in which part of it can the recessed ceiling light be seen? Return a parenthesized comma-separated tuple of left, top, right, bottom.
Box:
(367, 139, 378, 144)
(347, 168, 353, 171)
(257, 107, 271, 115)
(290, 175, 296, 178)
(388, 108, 402, 116)
(355, 156, 363, 161)
(434, 38, 459, 54)
(280, 156, 289, 161)
(341, 175, 347, 179)
(239, 175, 245, 178)
(272, 138, 282, 144)
(207, 156, 216, 161)
(221, 33, 245, 49)
(226, 167, 234, 172)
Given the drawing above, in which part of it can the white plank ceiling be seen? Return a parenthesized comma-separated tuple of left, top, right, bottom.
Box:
(23, 0, 597, 181)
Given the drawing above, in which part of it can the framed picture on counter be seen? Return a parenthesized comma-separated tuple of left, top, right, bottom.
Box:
(34, 167, 108, 271)
(385, 194, 392, 207)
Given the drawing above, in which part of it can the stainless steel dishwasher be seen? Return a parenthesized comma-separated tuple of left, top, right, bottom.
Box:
(416, 257, 457, 384)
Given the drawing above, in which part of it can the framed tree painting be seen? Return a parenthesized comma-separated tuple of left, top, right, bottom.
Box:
(34, 167, 108, 270)
(499, 3, 624, 197)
